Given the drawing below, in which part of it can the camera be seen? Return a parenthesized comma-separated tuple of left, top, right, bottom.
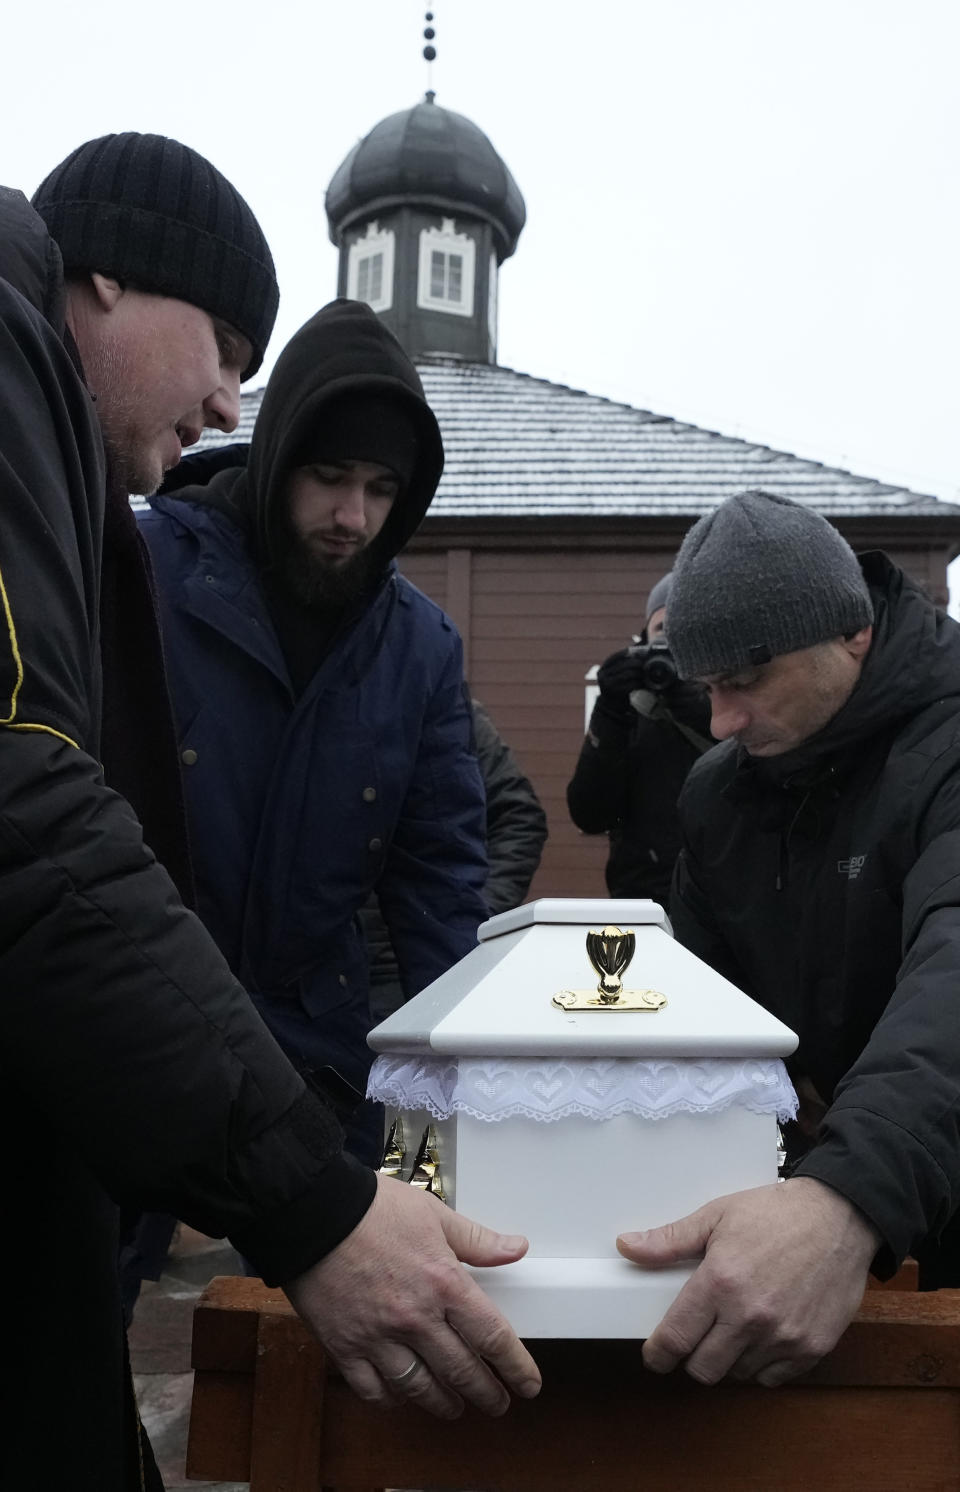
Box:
(626, 640, 679, 695)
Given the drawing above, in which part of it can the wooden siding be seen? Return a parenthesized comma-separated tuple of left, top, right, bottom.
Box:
(401, 534, 956, 904)
(398, 550, 447, 610)
(470, 549, 671, 897)
(401, 545, 685, 899)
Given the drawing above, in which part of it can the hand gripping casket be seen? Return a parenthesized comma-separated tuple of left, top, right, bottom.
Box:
(367, 898, 797, 1337)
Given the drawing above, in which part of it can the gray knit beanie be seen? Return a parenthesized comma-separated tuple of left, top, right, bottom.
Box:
(666, 490, 874, 679)
(33, 133, 277, 379)
(645, 572, 672, 623)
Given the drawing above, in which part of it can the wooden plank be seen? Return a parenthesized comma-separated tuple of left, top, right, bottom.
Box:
(470, 551, 671, 581)
(466, 701, 588, 725)
(470, 591, 653, 619)
(249, 1309, 326, 1492)
(470, 659, 595, 686)
(189, 1281, 960, 1491)
(468, 682, 590, 708)
(869, 1258, 920, 1292)
(185, 1369, 253, 1483)
(472, 621, 648, 646)
(191, 1274, 290, 1371)
(187, 1275, 285, 1482)
(190, 1282, 960, 1371)
(530, 866, 607, 899)
(445, 548, 472, 674)
(531, 850, 606, 879)
(810, 1290, 960, 1385)
(474, 729, 593, 757)
(471, 637, 625, 662)
(318, 1380, 960, 1491)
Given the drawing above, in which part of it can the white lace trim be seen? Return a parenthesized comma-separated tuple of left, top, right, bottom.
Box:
(367, 1055, 797, 1124)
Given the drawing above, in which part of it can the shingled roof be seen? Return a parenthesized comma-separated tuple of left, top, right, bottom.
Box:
(192, 356, 956, 521)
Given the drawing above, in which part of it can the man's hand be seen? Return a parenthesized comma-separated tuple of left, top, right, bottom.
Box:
(616, 1178, 880, 1387)
(284, 1173, 542, 1419)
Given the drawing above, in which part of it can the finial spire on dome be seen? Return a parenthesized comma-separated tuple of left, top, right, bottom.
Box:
(422, 9, 437, 98)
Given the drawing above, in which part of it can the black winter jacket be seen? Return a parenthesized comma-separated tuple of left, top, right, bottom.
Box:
(673, 553, 960, 1283)
(0, 190, 374, 1489)
(568, 682, 711, 902)
(472, 698, 548, 917)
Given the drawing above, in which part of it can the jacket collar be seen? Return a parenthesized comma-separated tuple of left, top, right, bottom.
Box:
(151, 492, 399, 697)
(736, 552, 959, 785)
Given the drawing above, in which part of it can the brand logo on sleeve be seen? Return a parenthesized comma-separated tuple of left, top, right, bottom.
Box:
(837, 854, 866, 880)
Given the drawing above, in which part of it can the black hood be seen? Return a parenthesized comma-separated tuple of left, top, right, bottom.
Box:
(240, 298, 443, 570)
(0, 187, 66, 333)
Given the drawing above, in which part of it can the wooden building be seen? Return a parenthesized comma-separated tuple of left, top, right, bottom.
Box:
(194, 94, 960, 900)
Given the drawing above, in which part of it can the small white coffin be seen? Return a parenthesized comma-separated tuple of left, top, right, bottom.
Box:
(367, 898, 797, 1338)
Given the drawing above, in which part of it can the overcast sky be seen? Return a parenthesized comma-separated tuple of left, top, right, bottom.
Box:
(5, 1, 958, 515)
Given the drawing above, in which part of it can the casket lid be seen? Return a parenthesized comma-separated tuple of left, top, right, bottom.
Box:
(369, 898, 797, 1059)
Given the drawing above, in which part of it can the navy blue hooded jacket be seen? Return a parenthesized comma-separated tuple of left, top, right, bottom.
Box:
(140, 300, 488, 1139)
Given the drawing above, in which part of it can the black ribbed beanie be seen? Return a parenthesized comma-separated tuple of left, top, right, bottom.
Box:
(667, 489, 875, 679)
(297, 394, 421, 491)
(32, 132, 277, 378)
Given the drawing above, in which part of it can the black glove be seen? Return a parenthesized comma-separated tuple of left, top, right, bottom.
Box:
(597, 646, 648, 702)
(593, 646, 650, 724)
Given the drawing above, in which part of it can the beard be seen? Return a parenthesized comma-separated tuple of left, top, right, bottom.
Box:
(271, 528, 385, 613)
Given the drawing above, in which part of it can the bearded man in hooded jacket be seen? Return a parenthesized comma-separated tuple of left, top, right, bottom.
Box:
(141, 298, 489, 1164)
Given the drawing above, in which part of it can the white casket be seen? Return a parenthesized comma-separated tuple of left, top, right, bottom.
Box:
(367, 898, 797, 1338)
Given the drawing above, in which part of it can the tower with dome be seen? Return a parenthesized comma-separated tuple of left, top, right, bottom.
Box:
(326, 92, 526, 365)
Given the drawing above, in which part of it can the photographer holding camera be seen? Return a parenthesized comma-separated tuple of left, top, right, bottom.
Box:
(567, 573, 713, 904)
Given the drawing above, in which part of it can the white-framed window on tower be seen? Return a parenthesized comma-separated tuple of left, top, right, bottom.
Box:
(417, 218, 475, 318)
(347, 221, 395, 313)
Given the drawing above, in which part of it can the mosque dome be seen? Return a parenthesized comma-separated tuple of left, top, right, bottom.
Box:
(326, 95, 526, 262)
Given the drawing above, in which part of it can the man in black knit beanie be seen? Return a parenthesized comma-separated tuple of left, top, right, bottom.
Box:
(0, 133, 538, 1491)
